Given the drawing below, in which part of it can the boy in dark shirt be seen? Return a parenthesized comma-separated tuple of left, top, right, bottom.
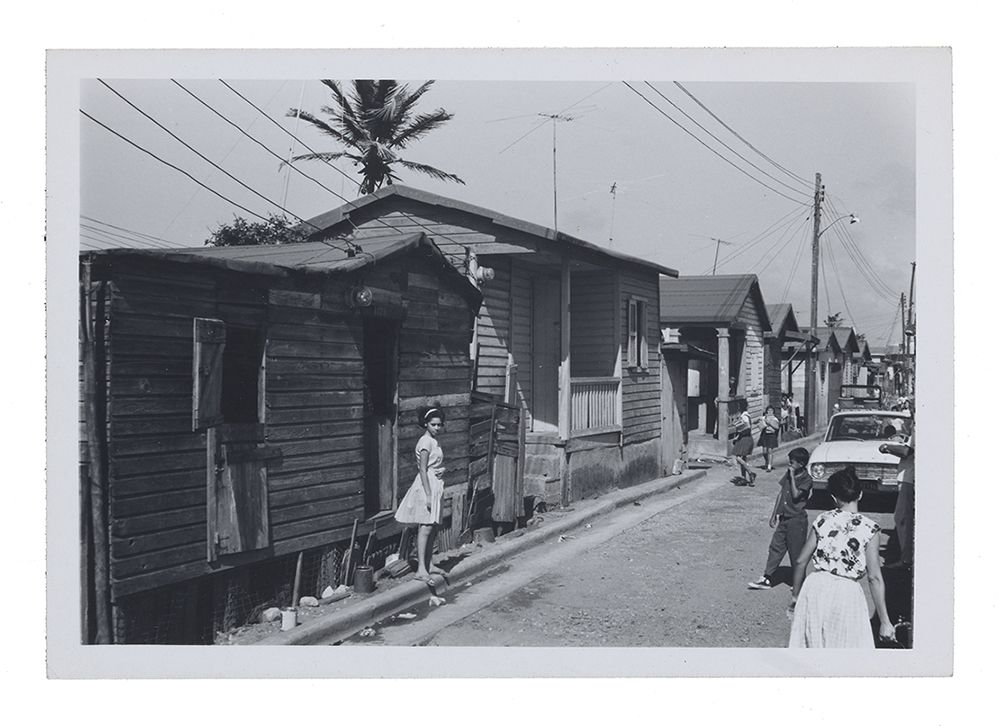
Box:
(747, 447, 813, 589)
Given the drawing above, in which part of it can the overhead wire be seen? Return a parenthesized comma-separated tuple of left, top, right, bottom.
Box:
(622, 82, 810, 205)
(824, 195, 898, 297)
(82, 215, 184, 247)
(749, 213, 812, 275)
(672, 81, 813, 188)
(821, 200, 898, 303)
(81, 109, 277, 226)
(96, 79, 354, 257)
(218, 79, 468, 269)
(79, 223, 176, 249)
(703, 206, 809, 275)
(820, 244, 833, 321)
(824, 231, 857, 327)
(160, 80, 289, 239)
(644, 82, 812, 200)
(779, 222, 811, 303)
(497, 83, 612, 154)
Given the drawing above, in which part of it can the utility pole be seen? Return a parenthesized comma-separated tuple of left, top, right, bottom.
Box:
(804, 173, 823, 434)
(899, 292, 908, 395)
(907, 261, 916, 396)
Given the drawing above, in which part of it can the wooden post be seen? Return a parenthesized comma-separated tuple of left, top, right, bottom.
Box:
(717, 327, 730, 445)
(558, 256, 571, 441)
(81, 263, 112, 644)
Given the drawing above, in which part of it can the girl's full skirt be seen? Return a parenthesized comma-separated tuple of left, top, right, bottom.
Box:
(732, 432, 754, 457)
(789, 571, 874, 648)
(394, 467, 445, 526)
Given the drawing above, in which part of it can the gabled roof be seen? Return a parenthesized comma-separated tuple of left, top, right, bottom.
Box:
(828, 326, 860, 355)
(81, 232, 483, 308)
(659, 274, 772, 331)
(300, 184, 679, 277)
(805, 327, 844, 355)
(765, 303, 800, 338)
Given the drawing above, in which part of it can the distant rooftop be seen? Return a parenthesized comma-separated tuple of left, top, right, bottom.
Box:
(659, 274, 771, 330)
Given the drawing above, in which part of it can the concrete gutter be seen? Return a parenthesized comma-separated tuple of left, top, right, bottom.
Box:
(257, 431, 823, 646)
(257, 468, 709, 645)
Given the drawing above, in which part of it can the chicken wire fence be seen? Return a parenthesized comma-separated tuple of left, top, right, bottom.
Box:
(114, 534, 404, 644)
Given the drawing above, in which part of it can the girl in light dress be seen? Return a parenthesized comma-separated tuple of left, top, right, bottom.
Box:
(394, 405, 447, 582)
(788, 467, 896, 648)
(730, 399, 756, 486)
(757, 405, 781, 472)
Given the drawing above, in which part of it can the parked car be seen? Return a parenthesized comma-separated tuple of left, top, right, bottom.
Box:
(836, 384, 882, 410)
(807, 410, 912, 498)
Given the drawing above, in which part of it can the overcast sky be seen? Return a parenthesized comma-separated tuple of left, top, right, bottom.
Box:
(80, 78, 914, 349)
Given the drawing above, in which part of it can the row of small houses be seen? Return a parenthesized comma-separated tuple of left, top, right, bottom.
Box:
(78, 185, 878, 643)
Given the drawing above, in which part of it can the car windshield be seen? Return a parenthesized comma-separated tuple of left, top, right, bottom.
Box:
(840, 385, 880, 399)
(827, 414, 912, 442)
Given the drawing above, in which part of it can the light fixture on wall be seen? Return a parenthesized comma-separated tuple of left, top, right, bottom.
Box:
(346, 285, 373, 308)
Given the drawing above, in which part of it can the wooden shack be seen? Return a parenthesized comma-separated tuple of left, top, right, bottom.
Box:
(79, 232, 481, 643)
(658, 274, 771, 459)
(300, 185, 679, 506)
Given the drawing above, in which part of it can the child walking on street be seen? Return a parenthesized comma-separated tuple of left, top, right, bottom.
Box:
(748, 447, 813, 590)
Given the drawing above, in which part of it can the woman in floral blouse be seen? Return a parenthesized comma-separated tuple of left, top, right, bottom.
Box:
(788, 467, 896, 647)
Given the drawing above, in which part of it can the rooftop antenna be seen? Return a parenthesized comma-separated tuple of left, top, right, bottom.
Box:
(496, 107, 596, 235)
(608, 182, 618, 247)
(710, 237, 734, 275)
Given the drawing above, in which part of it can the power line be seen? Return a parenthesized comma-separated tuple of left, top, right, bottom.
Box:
(622, 82, 809, 205)
(825, 235, 857, 327)
(644, 82, 812, 200)
(672, 81, 813, 188)
(80, 223, 176, 249)
(750, 213, 812, 274)
(171, 80, 364, 238)
(704, 206, 808, 274)
(96, 79, 351, 254)
(826, 195, 899, 298)
(81, 215, 184, 247)
(820, 245, 833, 321)
(160, 80, 289, 239)
(217, 80, 469, 268)
(821, 201, 897, 303)
(778, 222, 811, 304)
(80, 109, 275, 226)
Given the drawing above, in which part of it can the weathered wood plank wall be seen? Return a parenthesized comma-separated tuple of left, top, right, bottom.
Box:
(619, 269, 662, 446)
(570, 271, 617, 378)
(100, 251, 474, 601)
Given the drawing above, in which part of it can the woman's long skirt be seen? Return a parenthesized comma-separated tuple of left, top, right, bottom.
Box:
(789, 570, 874, 648)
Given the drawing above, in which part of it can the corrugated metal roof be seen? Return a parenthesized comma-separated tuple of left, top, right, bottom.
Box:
(301, 184, 679, 277)
(81, 232, 482, 305)
(659, 274, 771, 330)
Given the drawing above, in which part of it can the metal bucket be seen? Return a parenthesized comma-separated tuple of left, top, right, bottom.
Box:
(353, 565, 375, 593)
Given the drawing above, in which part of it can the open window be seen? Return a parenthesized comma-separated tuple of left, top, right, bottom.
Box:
(627, 298, 649, 370)
(192, 317, 274, 562)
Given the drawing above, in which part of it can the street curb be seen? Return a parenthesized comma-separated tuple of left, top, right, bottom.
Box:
(255, 468, 708, 645)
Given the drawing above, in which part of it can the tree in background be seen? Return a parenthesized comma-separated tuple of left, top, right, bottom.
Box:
(287, 80, 465, 195)
(205, 214, 310, 247)
(825, 312, 844, 327)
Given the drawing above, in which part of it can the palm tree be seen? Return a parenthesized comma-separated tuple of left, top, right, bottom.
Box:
(287, 80, 465, 195)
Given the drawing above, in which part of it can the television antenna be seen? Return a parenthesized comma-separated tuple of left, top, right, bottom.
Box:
(709, 237, 734, 275)
(496, 107, 596, 234)
(608, 182, 618, 247)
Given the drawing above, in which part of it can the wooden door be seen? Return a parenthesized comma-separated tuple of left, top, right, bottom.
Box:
(363, 319, 399, 518)
(207, 424, 274, 561)
(490, 403, 524, 523)
(531, 277, 561, 432)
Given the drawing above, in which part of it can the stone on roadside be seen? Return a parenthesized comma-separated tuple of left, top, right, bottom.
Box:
(261, 607, 282, 623)
(321, 585, 335, 599)
(299, 596, 319, 607)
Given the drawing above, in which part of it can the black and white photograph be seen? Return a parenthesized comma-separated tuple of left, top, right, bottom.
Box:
(45, 46, 953, 678)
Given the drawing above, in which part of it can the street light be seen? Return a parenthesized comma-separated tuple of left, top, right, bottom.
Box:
(805, 209, 859, 434)
(819, 213, 859, 239)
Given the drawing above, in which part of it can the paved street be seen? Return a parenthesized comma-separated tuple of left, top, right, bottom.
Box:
(343, 464, 908, 647)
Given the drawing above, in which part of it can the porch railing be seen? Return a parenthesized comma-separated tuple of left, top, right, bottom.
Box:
(570, 376, 622, 435)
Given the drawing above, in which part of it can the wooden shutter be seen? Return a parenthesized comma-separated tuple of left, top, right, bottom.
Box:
(627, 299, 638, 367)
(192, 317, 225, 431)
(208, 425, 275, 561)
(638, 301, 649, 369)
